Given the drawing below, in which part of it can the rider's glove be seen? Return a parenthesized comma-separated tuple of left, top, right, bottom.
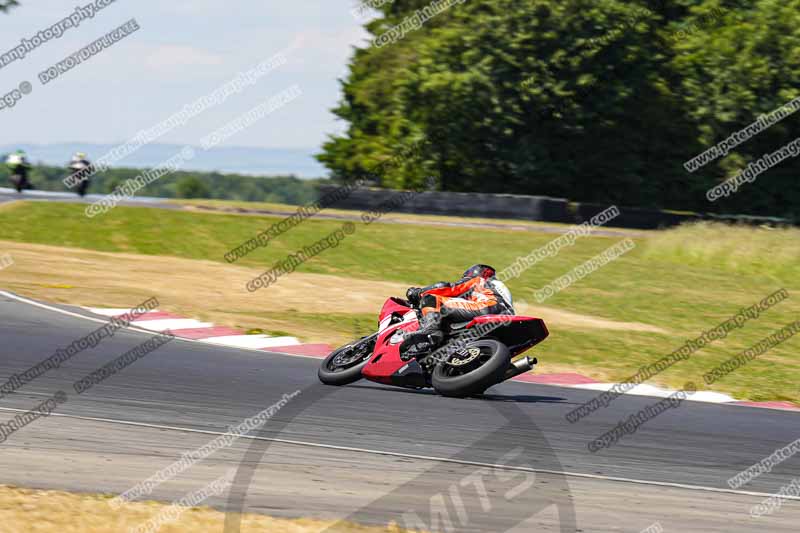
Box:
(406, 287, 423, 306)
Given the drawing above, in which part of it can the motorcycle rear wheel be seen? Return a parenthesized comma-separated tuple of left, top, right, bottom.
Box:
(431, 339, 510, 398)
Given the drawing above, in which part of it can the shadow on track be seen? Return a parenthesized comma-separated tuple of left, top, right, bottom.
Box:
(347, 383, 568, 404)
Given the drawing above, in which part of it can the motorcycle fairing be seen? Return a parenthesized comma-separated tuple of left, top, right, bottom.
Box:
(362, 298, 547, 389)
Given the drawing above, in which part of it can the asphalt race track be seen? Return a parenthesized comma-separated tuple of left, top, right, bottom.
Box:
(0, 187, 174, 208)
(0, 291, 798, 532)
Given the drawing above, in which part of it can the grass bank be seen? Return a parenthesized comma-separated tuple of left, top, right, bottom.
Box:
(0, 202, 797, 403)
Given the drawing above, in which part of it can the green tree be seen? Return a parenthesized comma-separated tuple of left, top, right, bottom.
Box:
(2, 160, 320, 204)
(320, 0, 705, 206)
(175, 175, 211, 199)
(0, 1, 20, 13)
(319, 0, 800, 217)
(673, 0, 800, 217)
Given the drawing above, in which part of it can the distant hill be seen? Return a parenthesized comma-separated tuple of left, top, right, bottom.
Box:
(0, 143, 327, 179)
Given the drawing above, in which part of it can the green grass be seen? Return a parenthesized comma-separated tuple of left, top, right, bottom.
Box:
(1, 202, 798, 403)
(173, 197, 598, 232)
(642, 222, 800, 282)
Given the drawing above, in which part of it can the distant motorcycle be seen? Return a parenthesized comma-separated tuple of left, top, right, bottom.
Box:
(67, 153, 93, 197)
(318, 296, 549, 397)
(5, 151, 31, 193)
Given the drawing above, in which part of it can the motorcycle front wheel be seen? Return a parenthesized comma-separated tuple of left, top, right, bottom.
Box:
(318, 333, 378, 386)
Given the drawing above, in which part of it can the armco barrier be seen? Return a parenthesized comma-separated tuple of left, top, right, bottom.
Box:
(317, 185, 794, 230)
(319, 185, 572, 223)
(570, 202, 701, 229)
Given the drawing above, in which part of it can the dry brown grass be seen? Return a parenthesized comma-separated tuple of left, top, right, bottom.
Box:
(0, 485, 411, 533)
(0, 240, 664, 345)
(0, 240, 403, 344)
(515, 301, 667, 334)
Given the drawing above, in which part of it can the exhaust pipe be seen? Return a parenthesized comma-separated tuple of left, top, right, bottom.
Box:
(504, 356, 538, 380)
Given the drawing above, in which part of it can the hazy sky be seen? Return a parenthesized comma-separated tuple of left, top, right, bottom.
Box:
(0, 1, 371, 149)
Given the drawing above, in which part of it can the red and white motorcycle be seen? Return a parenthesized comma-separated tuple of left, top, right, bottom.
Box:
(318, 296, 548, 397)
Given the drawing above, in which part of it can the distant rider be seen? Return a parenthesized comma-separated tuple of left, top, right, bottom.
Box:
(5, 150, 31, 193)
(403, 264, 514, 350)
(68, 152, 93, 197)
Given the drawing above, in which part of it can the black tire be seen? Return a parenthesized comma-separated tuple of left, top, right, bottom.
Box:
(431, 339, 510, 398)
(318, 334, 377, 386)
(12, 176, 29, 193)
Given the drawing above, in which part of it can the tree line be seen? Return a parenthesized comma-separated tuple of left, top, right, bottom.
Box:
(0, 163, 321, 205)
(318, 0, 800, 219)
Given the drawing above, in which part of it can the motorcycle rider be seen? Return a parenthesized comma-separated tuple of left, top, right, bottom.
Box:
(5, 150, 31, 193)
(67, 152, 93, 196)
(403, 264, 514, 350)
